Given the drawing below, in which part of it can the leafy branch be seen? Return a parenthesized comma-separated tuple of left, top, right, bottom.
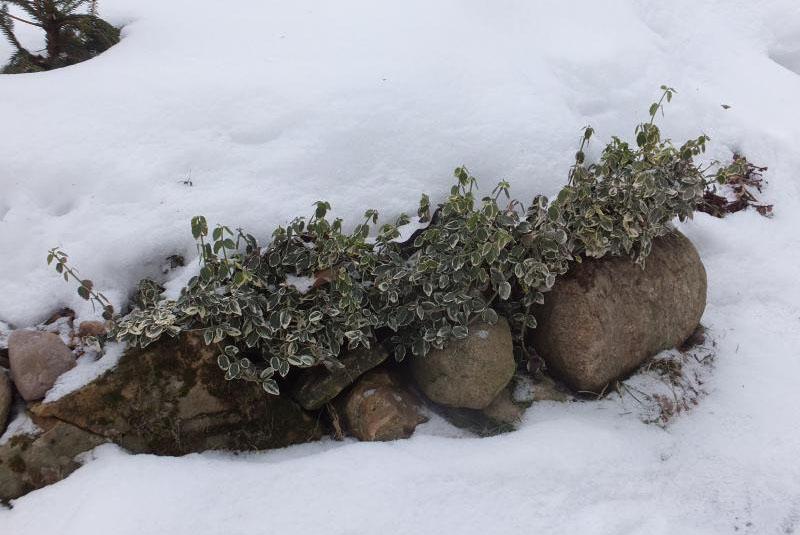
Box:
(47, 248, 114, 320)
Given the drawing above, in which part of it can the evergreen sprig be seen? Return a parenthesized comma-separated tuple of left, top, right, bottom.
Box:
(0, 0, 116, 74)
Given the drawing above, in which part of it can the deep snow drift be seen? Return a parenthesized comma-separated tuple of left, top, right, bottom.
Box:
(1, 1, 800, 534)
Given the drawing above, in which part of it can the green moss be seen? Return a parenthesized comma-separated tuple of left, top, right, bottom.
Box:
(101, 390, 125, 408)
(91, 415, 113, 427)
(8, 455, 26, 474)
(8, 435, 34, 451)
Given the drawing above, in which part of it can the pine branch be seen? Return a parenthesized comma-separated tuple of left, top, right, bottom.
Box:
(0, 7, 29, 54)
(4, 1, 41, 21)
(61, 0, 87, 15)
(2, 9, 41, 27)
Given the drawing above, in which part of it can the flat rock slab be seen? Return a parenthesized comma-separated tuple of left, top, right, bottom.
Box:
(530, 231, 707, 394)
(33, 333, 323, 456)
(291, 346, 388, 411)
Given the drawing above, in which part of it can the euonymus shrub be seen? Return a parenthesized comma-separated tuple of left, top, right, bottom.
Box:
(55, 88, 746, 395)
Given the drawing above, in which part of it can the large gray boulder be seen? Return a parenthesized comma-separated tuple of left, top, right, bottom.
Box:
(32, 332, 323, 456)
(8, 330, 75, 401)
(411, 317, 516, 410)
(530, 230, 707, 394)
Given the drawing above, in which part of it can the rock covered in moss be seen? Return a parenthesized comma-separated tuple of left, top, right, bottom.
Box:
(32, 332, 323, 455)
(338, 369, 427, 441)
(0, 420, 107, 502)
(530, 231, 707, 394)
(291, 346, 388, 411)
(8, 331, 75, 401)
(411, 318, 515, 410)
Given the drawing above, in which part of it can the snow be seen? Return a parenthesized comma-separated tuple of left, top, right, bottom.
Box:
(0, 412, 40, 446)
(285, 273, 316, 294)
(393, 216, 430, 244)
(43, 342, 126, 403)
(2, 0, 800, 533)
(0, 321, 9, 349)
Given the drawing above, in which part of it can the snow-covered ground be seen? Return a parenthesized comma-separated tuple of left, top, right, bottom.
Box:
(2, 1, 800, 533)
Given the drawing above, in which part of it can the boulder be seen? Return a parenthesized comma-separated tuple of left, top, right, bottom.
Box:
(8, 330, 76, 401)
(0, 420, 107, 502)
(291, 346, 388, 411)
(530, 231, 707, 394)
(0, 369, 11, 434)
(339, 369, 427, 441)
(411, 318, 515, 410)
(32, 332, 323, 456)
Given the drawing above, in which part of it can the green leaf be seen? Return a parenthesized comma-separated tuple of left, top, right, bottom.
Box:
(498, 281, 511, 300)
(481, 308, 499, 324)
(452, 325, 468, 339)
(191, 216, 208, 239)
(262, 379, 280, 395)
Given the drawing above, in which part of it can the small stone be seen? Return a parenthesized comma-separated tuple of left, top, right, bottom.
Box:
(481, 387, 524, 428)
(0, 369, 11, 435)
(77, 321, 108, 338)
(436, 386, 525, 436)
(411, 317, 515, 410)
(291, 346, 388, 411)
(339, 369, 427, 441)
(8, 330, 76, 401)
(531, 374, 571, 402)
(339, 370, 428, 442)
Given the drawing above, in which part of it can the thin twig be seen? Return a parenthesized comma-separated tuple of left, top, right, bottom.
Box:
(3, 11, 41, 27)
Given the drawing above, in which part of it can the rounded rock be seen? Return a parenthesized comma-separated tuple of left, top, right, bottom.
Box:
(530, 231, 707, 393)
(411, 317, 516, 410)
(340, 369, 427, 441)
(8, 330, 76, 401)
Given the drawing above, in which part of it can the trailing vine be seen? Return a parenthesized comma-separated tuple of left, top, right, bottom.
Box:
(50, 88, 764, 395)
